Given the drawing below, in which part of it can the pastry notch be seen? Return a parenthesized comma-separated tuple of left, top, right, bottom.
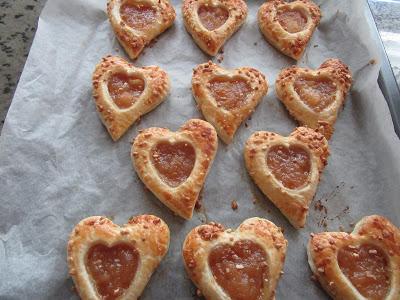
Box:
(244, 127, 329, 228)
(131, 119, 218, 219)
(107, 0, 176, 60)
(92, 56, 170, 141)
(258, 0, 321, 60)
(182, 0, 248, 56)
(275, 59, 352, 139)
(67, 215, 170, 300)
(308, 215, 400, 300)
(182, 218, 287, 300)
(192, 61, 268, 144)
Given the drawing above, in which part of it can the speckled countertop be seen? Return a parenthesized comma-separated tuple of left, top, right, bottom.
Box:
(0, 0, 399, 133)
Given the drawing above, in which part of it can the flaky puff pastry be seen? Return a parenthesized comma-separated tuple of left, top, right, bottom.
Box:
(308, 215, 400, 300)
(67, 215, 170, 300)
(182, 218, 287, 300)
(107, 0, 175, 60)
(131, 119, 218, 219)
(276, 59, 352, 139)
(92, 55, 170, 141)
(244, 127, 329, 228)
(192, 61, 268, 144)
(258, 0, 321, 60)
(182, 0, 247, 56)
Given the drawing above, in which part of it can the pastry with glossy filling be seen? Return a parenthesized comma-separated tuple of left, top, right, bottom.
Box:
(182, 0, 248, 56)
(183, 217, 287, 300)
(67, 215, 170, 300)
(308, 215, 400, 300)
(92, 55, 170, 141)
(275, 59, 352, 139)
(244, 127, 329, 228)
(131, 119, 218, 219)
(192, 61, 268, 144)
(258, 0, 321, 60)
(107, 0, 176, 59)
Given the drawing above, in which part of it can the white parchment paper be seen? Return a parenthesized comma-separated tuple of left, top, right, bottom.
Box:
(1, 0, 400, 299)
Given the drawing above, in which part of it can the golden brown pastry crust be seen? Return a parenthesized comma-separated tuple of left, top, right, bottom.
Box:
(131, 119, 218, 219)
(182, 0, 248, 56)
(107, 0, 176, 60)
(244, 127, 329, 228)
(275, 59, 352, 139)
(92, 55, 170, 141)
(67, 215, 170, 300)
(307, 215, 400, 300)
(258, 0, 321, 60)
(192, 61, 268, 144)
(182, 217, 287, 300)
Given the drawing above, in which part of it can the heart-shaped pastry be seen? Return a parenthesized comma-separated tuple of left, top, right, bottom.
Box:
(244, 127, 329, 228)
(276, 59, 352, 139)
(131, 119, 218, 219)
(308, 215, 400, 300)
(183, 217, 287, 300)
(258, 0, 321, 60)
(107, 0, 176, 60)
(67, 215, 170, 300)
(182, 0, 248, 56)
(192, 61, 268, 144)
(92, 56, 170, 141)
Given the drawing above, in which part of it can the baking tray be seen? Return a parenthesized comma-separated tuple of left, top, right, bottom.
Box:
(366, 0, 400, 137)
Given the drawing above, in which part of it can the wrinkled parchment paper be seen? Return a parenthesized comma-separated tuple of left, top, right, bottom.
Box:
(1, 0, 400, 299)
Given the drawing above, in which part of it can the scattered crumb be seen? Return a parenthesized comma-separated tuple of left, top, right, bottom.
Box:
(244, 122, 248, 127)
(195, 191, 203, 210)
(310, 274, 317, 282)
(369, 58, 377, 65)
(349, 222, 355, 227)
(254, 42, 258, 46)
(339, 225, 345, 232)
(196, 289, 202, 297)
(313, 44, 319, 48)
(231, 200, 238, 210)
(148, 38, 158, 48)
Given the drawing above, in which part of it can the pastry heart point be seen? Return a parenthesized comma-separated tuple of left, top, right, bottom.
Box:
(86, 243, 139, 300)
(276, 59, 352, 139)
(182, 0, 248, 56)
(258, 0, 321, 60)
(338, 244, 390, 300)
(277, 7, 308, 33)
(183, 218, 287, 300)
(151, 141, 196, 187)
(132, 119, 218, 219)
(208, 76, 252, 110)
(92, 56, 170, 141)
(294, 77, 337, 112)
(120, 2, 157, 30)
(107, 73, 145, 109)
(68, 215, 170, 300)
(198, 5, 229, 31)
(267, 144, 311, 190)
(245, 127, 329, 228)
(192, 62, 268, 144)
(209, 240, 269, 300)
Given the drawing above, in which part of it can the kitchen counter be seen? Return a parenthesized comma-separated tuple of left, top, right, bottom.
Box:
(0, 0, 399, 132)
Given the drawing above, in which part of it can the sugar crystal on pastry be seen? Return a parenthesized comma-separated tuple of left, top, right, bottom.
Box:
(198, 5, 229, 31)
(266, 144, 311, 189)
(151, 141, 196, 187)
(208, 240, 269, 300)
(86, 244, 139, 300)
(338, 244, 390, 300)
(107, 73, 145, 109)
